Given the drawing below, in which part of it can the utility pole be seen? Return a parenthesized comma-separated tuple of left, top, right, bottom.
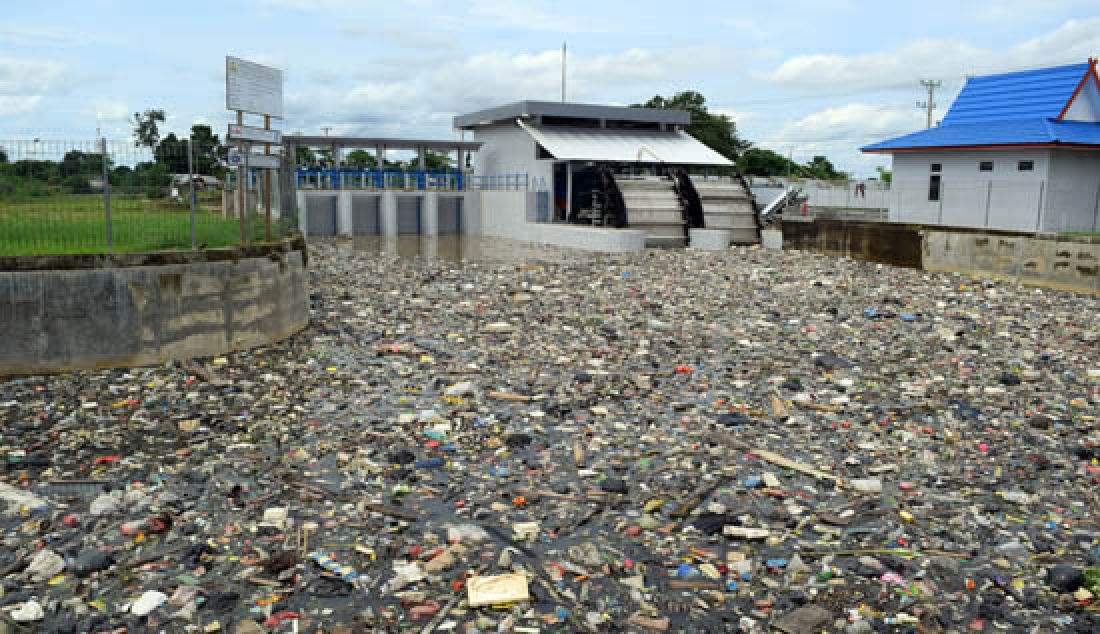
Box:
(917, 79, 942, 128)
(561, 42, 567, 103)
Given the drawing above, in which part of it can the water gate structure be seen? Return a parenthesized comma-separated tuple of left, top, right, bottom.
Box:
(285, 102, 763, 252)
(455, 101, 762, 249)
(284, 135, 482, 238)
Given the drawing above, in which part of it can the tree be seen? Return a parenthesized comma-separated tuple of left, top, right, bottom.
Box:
(132, 109, 166, 148)
(189, 124, 225, 176)
(131, 161, 171, 197)
(424, 151, 453, 171)
(346, 150, 376, 169)
(295, 146, 318, 168)
(11, 160, 60, 183)
(802, 155, 844, 180)
(737, 148, 801, 177)
(875, 166, 892, 184)
(154, 133, 189, 174)
(634, 91, 749, 163)
(0, 146, 7, 163)
(59, 150, 105, 178)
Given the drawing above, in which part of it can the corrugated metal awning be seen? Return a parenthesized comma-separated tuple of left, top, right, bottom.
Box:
(520, 122, 733, 166)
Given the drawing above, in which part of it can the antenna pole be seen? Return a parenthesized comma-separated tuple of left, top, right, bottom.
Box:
(561, 42, 567, 103)
(918, 79, 942, 128)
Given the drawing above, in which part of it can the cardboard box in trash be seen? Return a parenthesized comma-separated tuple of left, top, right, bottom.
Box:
(467, 573, 530, 607)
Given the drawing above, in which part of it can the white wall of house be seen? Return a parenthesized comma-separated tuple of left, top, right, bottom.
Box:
(471, 124, 553, 191)
(1044, 149, 1100, 232)
(889, 149, 1053, 230)
(1063, 78, 1100, 122)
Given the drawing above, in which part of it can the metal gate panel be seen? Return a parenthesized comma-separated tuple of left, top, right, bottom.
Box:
(306, 195, 337, 236)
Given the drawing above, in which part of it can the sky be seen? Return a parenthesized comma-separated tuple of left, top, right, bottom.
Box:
(1, 0, 1098, 176)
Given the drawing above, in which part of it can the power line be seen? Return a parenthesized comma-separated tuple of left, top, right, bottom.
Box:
(917, 79, 942, 129)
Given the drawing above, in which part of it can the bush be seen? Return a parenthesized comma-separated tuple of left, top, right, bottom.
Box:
(0, 173, 50, 200)
(145, 185, 167, 199)
(62, 174, 92, 194)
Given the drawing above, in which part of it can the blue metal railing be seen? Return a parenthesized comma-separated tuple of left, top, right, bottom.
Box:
(469, 173, 529, 191)
(295, 169, 531, 192)
(295, 169, 467, 191)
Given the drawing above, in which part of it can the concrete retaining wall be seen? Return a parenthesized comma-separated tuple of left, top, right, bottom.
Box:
(923, 230, 1100, 295)
(689, 229, 732, 251)
(782, 219, 924, 268)
(0, 240, 310, 375)
(479, 191, 646, 253)
(782, 219, 1100, 295)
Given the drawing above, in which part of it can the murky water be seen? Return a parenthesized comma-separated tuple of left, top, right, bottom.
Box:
(343, 235, 592, 264)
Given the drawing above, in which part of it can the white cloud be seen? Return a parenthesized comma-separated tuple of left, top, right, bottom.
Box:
(0, 57, 68, 95)
(0, 96, 42, 117)
(285, 45, 726, 136)
(87, 98, 129, 123)
(760, 17, 1100, 93)
(466, 0, 602, 32)
(772, 103, 924, 145)
(712, 107, 759, 125)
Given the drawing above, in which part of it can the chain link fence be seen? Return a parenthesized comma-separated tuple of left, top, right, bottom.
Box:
(0, 139, 296, 256)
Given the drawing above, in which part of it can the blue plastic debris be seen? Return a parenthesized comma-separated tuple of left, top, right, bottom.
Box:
(415, 457, 445, 469)
(676, 563, 700, 578)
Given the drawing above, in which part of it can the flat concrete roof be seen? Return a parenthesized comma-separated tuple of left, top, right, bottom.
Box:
(284, 135, 482, 151)
(454, 100, 690, 129)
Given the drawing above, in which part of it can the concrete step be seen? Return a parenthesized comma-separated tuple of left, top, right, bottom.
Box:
(729, 228, 760, 244)
(695, 180, 759, 243)
(624, 195, 682, 208)
(617, 178, 689, 248)
(634, 222, 686, 236)
(627, 208, 683, 223)
(703, 215, 758, 231)
(646, 236, 689, 248)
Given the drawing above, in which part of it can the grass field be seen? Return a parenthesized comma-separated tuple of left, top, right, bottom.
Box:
(0, 193, 279, 256)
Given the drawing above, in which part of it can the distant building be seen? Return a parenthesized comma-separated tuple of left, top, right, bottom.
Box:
(454, 101, 759, 246)
(172, 174, 222, 189)
(863, 59, 1100, 232)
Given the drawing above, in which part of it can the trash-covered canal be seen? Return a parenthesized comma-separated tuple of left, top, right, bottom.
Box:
(2, 239, 1100, 633)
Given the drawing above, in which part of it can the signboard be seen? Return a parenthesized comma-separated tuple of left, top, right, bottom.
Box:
(228, 148, 281, 170)
(228, 123, 282, 144)
(226, 56, 284, 118)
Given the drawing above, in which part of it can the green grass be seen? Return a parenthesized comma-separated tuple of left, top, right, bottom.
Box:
(0, 193, 280, 256)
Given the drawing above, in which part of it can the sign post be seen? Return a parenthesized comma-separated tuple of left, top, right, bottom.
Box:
(264, 114, 272, 241)
(237, 111, 246, 245)
(225, 56, 283, 246)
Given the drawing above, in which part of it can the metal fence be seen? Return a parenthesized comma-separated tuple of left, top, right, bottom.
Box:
(748, 177, 891, 211)
(296, 168, 467, 191)
(0, 138, 296, 257)
(889, 180, 1100, 233)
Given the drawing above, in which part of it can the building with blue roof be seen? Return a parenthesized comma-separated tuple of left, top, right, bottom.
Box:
(863, 59, 1100, 232)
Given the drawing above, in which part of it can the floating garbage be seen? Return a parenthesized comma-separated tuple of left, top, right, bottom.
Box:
(0, 239, 1098, 631)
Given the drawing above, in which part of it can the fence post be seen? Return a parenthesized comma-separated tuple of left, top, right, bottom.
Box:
(1092, 179, 1100, 234)
(983, 180, 992, 228)
(1035, 180, 1045, 234)
(99, 137, 112, 255)
(187, 137, 196, 249)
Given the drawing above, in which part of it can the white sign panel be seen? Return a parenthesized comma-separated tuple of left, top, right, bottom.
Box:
(246, 154, 282, 170)
(226, 56, 284, 118)
(229, 148, 281, 170)
(228, 124, 282, 144)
